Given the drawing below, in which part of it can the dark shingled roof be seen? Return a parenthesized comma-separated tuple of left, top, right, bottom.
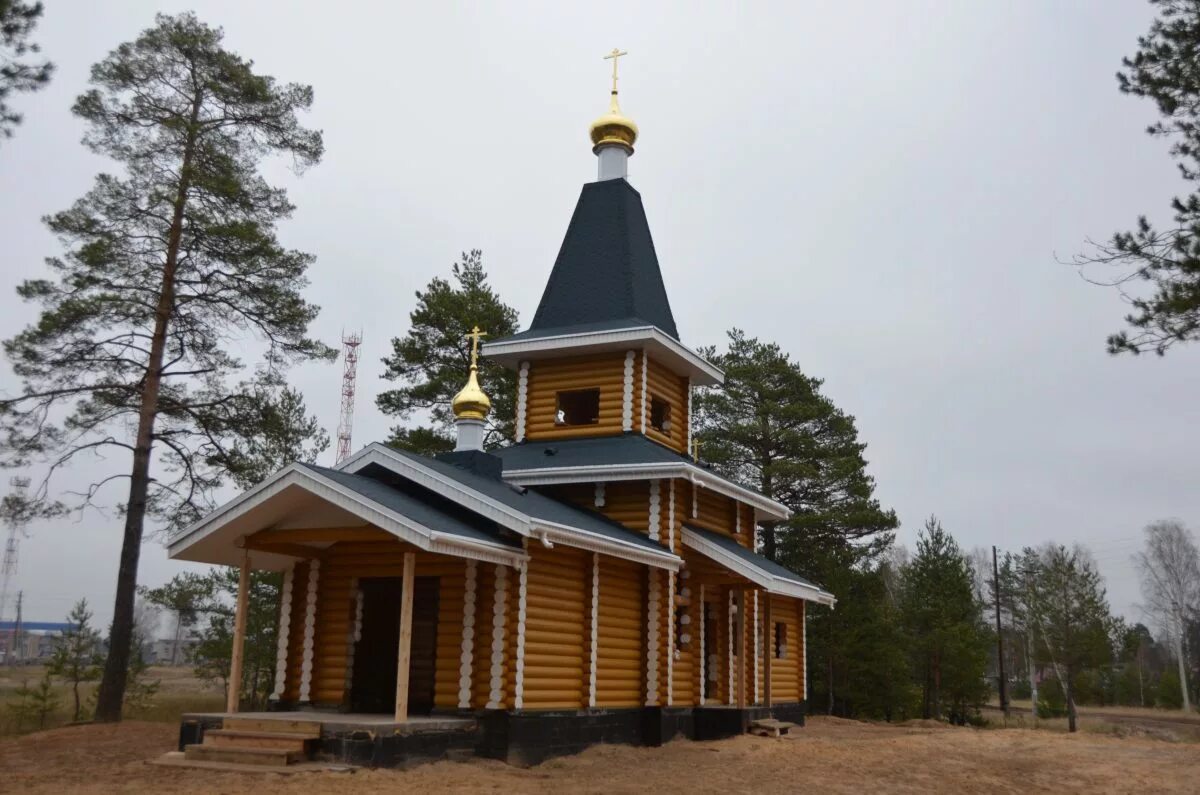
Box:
(683, 524, 823, 591)
(299, 463, 521, 549)
(494, 433, 687, 470)
(493, 435, 790, 517)
(365, 447, 672, 557)
(503, 179, 679, 341)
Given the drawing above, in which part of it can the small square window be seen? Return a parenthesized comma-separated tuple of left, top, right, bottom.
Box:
(774, 622, 787, 659)
(556, 389, 600, 426)
(650, 396, 672, 435)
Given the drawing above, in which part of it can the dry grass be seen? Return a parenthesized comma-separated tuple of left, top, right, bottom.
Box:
(0, 665, 223, 737)
(3, 715, 1200, 794)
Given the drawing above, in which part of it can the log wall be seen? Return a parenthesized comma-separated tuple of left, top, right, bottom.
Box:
(524, 353, 629, 441)
(281, 561, 310, 703)
(595, 556, 645, 707)
(683, 481, 754, 549)
(642, 356, 690, 453)
(768, 594, 803, 703)
(520, 544, 589, 708)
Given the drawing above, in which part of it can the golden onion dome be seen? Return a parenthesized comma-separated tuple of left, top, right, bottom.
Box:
(589, 91, 638, 153)
(452, 364, 491, 421)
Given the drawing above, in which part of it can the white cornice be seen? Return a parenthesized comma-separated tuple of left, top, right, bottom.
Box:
(532, 519, 682, 571)
(482, 326, 724, 386)
(681, 527, 836, 607)
(501, 462, 791, 521)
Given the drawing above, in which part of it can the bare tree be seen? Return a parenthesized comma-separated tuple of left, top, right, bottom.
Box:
(1134, 519, 1200, 712)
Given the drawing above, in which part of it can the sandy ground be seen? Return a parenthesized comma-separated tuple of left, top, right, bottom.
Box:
(2, 716, 1199, 794)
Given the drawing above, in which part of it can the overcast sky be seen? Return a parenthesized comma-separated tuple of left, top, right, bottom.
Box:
(2, 1, 1197, 632)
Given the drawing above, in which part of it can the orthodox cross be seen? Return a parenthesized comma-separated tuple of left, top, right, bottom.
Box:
(604, 48, 628, 93)
(465, 325, 487, 368)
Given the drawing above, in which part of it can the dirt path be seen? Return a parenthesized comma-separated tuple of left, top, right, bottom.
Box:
(2, 716, 1198, 794)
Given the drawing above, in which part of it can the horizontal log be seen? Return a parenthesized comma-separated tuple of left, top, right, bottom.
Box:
(524, 645, 587, 659)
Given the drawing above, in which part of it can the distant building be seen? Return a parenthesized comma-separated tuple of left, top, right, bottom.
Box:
(0, 621, 75, 663)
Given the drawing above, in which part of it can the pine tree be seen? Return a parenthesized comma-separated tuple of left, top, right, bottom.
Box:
(0, 0, 53, 140)
(187, 567, 281, 709)
(901, 517, 991, 721)
(378, 250, 519, 454)
(1023, 544, 1114, 732)
(138, 572, 209, 666)
(7, 670, 60, 731)
(46, 598, 103, 721)
(693, 328, 897, 566)
(1078, 0, 1200, 354)
(0, 13, 332, 721)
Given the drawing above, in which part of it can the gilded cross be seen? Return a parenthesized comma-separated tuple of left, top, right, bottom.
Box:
(465, 326, 487, 368)
(603, 48, 628, 93)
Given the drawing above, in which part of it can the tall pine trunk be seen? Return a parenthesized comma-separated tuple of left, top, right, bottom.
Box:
(94, 100, 200, 722)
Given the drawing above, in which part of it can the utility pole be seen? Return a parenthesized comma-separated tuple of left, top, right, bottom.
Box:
(993, 546, 1008, 716)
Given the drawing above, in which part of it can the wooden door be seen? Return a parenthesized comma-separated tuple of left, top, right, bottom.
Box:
(350, 576, 440, 714)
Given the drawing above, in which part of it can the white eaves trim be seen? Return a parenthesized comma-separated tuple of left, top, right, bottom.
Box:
(682, 528, 836, 607)
(502, 462, 791, 522)
(167, 464, 528, 568)
(337, 444, 533, 537)
(532, 520, 681, 572)
(482, 325, 724, 387)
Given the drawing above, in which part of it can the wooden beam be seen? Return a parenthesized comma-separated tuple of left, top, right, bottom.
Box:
(247, 527, 392, 544)
(394, 552, 416, 722)
(227, 548, 251, 713)
(763, 591, 772, 708)
(242, 540, 325, 559)
(735, 587, 746, 710)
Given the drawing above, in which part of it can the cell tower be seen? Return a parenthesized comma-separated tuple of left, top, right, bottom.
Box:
(335, 331, 363, 464)
(0, 477, 30, 641)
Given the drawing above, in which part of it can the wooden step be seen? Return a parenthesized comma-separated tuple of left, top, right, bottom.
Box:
(749, 718, 798, 737)
(184, 743, 300, 767)
(204, 729, 316, 752)
(222, 717, 323, 736)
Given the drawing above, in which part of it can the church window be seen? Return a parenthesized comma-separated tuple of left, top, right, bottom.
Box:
(650, 395, 672, 434)
(555, 388, 600, 426)
(774, 622, 787, 659)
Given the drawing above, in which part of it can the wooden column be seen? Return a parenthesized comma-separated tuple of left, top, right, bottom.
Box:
(394, 552, 416, 722)
(763, 592, 772, 708)
(227, 548, 251, 713)
(735, 587, 746, 710)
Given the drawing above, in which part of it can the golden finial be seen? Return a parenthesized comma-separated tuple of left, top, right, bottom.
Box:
(590, 48, 638, 153)
(452, 326, 491, 421)
(604, 48, 627, 94)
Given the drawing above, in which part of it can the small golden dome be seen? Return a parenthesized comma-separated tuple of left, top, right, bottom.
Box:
(590, 93, 638, 153)
(452, 364, 491, 421)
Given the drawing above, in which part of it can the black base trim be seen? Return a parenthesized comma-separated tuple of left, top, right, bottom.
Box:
(177, 701, 808, 766)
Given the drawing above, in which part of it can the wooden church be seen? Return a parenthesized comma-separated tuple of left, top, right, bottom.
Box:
(167, 52, 834, 768)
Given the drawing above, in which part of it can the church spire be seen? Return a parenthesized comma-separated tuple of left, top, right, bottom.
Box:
(589, 48, 638, 181)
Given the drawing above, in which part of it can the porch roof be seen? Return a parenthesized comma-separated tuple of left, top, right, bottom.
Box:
(682, 525, 836, 607)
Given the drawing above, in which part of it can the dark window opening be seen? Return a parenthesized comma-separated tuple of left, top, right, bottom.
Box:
(774, 622, 787, 659)
(650, 395, 672, 434)
(555, 388, 600, 426)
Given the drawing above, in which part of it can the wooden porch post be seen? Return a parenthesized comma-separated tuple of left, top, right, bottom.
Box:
(227, 548, 251, 713)
(394, 552, 416, 722)
(735, 587, 746, 710)
(763, 592, 772, 708)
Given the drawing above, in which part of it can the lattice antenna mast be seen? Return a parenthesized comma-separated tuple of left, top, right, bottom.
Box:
(335, 331, 363, 464)
(0, 477, 31, 631)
